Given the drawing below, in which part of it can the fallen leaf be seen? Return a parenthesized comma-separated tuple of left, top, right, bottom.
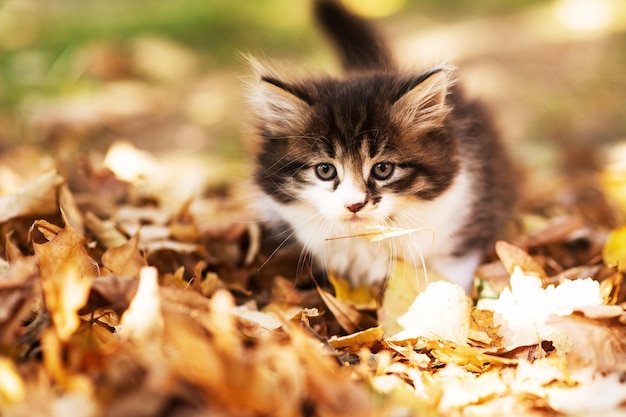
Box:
(603, 226, 626, 272)
(518, 216, 586, 249)
(0, 170, 63, 223)
(315, 282, 363, 334)
(495, 240, 547, 280)
(84, 211, 127, 249)
(58, 184, 84, 237)
(0, 258, 40, 346)
(426, 339, 517, 372)
(101, 233, 146, 277)
(33, 217, 99, 341)
(328, 326, 384, 352)
(328, 269, 377, 309)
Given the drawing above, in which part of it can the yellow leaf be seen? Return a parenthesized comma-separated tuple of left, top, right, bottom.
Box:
(328, 326, 384, 352)
(328, 269, 377, 309)
(600, 141, 626, 219)
(426, 339, 517, 371)
(603, 226, 626, 272)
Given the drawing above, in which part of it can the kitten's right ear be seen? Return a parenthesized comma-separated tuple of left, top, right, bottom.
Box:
(246, 58, 311, 133)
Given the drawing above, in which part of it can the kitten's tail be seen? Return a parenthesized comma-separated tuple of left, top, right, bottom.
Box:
(313, 0, 393, 72)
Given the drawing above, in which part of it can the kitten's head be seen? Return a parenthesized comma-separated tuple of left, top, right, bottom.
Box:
(251, 64, 460, 233)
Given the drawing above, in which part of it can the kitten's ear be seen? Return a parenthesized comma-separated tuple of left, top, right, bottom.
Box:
(247, 59, 311, 133)
(257, 76, 310, 128)
(391, 67, 455, 133)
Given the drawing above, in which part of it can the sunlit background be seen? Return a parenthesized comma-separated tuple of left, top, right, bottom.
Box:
(0, 0, 625, 211)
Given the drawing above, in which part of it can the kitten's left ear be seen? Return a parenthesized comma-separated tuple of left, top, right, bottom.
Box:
(391, 66, 455, 133)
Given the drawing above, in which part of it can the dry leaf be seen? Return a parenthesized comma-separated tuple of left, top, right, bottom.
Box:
(0, 258, 41, 346)
(33, 218, 98, 341)
(101, 233, 146, 277)
(326, 225, 423, 242)
(315, 282, 363, 334)
(495, 240, 547, 280)
(0, 170, 63, 223)
(328, 269, 377, 309)
(84, 212, 127, 249)
(603, 226, 626, 272)
(58, 184, 84, 237)
(328, 326, 384, 352)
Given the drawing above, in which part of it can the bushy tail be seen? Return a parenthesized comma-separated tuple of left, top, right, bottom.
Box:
(313, 0, 393, 72)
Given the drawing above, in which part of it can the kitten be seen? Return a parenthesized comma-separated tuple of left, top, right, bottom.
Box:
(249, 0, 516, 292)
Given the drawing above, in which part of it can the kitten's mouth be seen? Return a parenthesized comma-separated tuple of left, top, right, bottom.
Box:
(344, 213, 367, 222)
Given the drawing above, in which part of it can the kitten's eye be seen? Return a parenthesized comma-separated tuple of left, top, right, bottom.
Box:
(371, 162, 395, 180)
(315, 163, 337, 181)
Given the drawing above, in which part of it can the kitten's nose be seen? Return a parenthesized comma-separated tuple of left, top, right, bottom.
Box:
(345, 202, 365, 213)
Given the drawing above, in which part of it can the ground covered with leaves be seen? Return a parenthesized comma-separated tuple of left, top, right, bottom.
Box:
(2, 1, 626, 416)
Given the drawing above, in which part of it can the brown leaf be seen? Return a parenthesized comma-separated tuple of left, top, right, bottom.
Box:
(518, 216, 585, 249)
(0, 170, 63, 223)
(101, 233, 146, 277)
(58, 185, 84, 236)
(33, 219, 99, 341)
(0, 258, 41, 346)
(315, 282, 362, 334)
(5, 232, 26, 262)
(84, 211, 127, 249)
(80, 275, 138, 317)
(495, 240, 548, 281)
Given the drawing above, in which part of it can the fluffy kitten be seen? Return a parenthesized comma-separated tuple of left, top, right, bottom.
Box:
(250, 0, 516, 291)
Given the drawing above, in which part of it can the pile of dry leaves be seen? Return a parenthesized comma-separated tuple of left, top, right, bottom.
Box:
(0, 139, 626, 417)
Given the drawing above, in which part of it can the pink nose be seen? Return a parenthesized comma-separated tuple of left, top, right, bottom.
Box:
(345, 202, 365, 213)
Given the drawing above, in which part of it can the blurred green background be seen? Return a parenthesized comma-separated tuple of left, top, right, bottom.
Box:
(0, 0, 625, 200)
